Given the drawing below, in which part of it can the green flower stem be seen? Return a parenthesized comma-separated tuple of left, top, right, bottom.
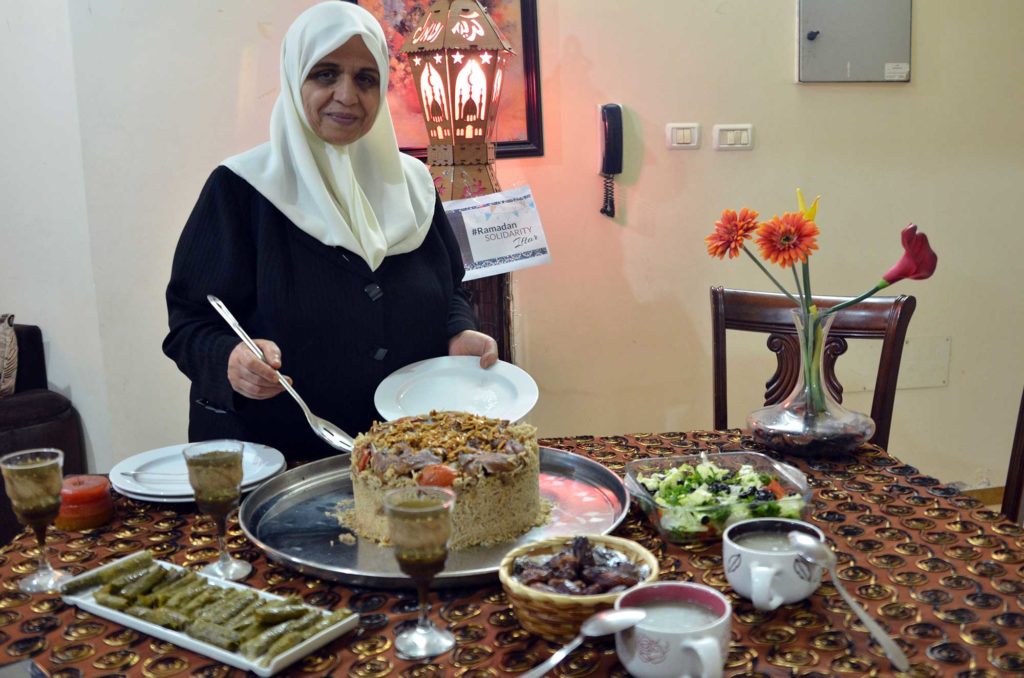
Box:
(801, 261, 813, 313)
(805, 312, 828, 416)
(820, 283, 887, 317)
(742, 247, 800, 306)
(791, 267, 804, 302)
(797, 262, 817, 408)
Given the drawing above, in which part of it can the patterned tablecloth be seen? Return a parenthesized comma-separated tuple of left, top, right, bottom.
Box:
(1, 431, 1023, 677)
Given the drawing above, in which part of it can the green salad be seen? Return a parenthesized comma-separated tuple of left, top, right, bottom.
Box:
(636, 460, 805, 538)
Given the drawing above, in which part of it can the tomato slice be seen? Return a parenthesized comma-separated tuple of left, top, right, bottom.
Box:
(418, 464, 457, 487)
(766, 479, 787, 499)
(357, 450, 371, 472)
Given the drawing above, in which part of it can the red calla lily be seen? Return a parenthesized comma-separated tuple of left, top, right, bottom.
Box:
(882, 224, 938, 285)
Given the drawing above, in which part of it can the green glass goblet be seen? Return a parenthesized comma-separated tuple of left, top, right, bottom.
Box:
(183, 439, 252, 581)
(383, 485, 456, 660)
(0, 448, 70, 593)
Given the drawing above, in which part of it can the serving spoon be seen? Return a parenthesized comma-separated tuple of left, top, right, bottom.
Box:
(788, 531, 910, 672)
(520, 608, 646, 678)
(207, 295, 354, 453)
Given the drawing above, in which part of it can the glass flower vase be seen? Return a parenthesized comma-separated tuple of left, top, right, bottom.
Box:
(747, 309, 875, 457)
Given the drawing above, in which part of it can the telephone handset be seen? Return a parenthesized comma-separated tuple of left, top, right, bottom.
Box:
(599, 103, 623, 217)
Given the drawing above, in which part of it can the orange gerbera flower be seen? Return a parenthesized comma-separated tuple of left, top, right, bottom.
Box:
(705, 208, 760, 259)
(755, 212, 820, 268)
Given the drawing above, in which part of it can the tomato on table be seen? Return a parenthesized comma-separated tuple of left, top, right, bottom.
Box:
(766, 479, 787, 499)
(418, 464, 457, 487)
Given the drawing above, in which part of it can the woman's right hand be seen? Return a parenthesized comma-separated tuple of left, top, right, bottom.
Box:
(227, 340, 291, 399)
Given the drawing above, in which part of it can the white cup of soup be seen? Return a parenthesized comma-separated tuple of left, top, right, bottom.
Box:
(722, 517, 825, 611)
(614, 581, 731, 678)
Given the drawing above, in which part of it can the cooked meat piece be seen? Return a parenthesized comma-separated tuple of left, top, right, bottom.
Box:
(572, 536, 595, 569)
(513, 537, 642, 596)
(402, 449, 443, 471)
(548, 578, 587, 595)
(459, 451, 516, 475)
(582, 564, 641, 590)
(513, 565, 551, 586)
(528, 583, 561, 594)
(370, 445, 441, 475)
(545, 552, 580, 581)
(369, 448, 394, 475)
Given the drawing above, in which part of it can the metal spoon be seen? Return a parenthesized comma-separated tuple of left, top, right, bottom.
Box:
(520, 608, 646, 678)
(207, 295, 354, 453)
(788, 531, 910, 672)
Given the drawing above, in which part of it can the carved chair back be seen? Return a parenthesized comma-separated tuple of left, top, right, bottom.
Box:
(711, 286, 916, 450)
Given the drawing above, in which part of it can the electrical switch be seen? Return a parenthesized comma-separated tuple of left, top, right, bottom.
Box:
(713, 124, 754, 151)
(666, 123, 700, 150)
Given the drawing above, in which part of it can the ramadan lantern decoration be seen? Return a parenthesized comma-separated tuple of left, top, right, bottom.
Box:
(400, 0, 514, 199)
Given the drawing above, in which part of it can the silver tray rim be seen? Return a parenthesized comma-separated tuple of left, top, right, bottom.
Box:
(238, 447, 629, 588)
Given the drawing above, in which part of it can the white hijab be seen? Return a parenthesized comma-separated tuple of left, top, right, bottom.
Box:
(223, 2, 435, 271)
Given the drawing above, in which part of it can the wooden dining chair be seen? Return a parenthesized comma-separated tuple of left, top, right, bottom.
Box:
(711, 286, 916, 450)
(1001, 387, 1024, 524)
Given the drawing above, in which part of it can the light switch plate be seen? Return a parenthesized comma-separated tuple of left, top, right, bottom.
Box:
(666, 123, 700, 149)
(712, 124, 753, 151)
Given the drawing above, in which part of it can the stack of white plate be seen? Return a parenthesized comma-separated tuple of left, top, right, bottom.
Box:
(109, 442, 286, 503)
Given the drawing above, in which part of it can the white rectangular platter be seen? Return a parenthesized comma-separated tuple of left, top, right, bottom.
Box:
(61, 555, 359, 677)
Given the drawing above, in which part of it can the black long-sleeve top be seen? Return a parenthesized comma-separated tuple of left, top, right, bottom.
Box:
(163, 166, 477, 461)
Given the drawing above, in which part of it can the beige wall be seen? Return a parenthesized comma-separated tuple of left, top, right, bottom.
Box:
(1, 0, 112, 471)
(2, 1, 1022, 491)
(512, 0, 1024, 491)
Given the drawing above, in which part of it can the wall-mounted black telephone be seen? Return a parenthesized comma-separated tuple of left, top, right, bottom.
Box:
(599, 103, 623, 217)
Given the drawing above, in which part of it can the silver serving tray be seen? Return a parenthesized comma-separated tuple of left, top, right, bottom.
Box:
(238, 448, 629, 588)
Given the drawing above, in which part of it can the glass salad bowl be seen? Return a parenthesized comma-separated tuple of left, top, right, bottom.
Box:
(623, 451, 811, 544)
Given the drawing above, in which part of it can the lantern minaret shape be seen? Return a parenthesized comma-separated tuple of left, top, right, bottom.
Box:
(400, 0, 514, 199)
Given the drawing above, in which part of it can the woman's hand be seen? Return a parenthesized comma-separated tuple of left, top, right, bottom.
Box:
(448, 330, 499, 369)
(227, 340, 292, 399)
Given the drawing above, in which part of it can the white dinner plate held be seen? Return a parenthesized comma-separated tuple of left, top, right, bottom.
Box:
(374, 356, 538, 422)
(109, 442, 285, 499)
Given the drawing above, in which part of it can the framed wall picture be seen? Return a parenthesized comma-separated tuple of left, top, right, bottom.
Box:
(360, 0, 544, 158)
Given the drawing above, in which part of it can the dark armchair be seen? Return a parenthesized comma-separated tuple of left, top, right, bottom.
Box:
(0, 324, 86, 544)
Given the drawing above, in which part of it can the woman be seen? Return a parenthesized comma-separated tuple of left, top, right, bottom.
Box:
(163, 2, 497, 461)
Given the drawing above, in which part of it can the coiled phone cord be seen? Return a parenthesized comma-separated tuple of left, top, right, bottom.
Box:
(600, 174, 615, 218)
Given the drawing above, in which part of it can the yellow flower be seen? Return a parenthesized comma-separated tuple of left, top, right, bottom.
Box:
(796, 187, 820, 221)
